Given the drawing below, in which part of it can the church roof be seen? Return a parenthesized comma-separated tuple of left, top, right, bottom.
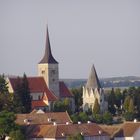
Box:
(39, 27, 58, 64)
(86, 65, 101, 89)
(59, 81, 73, 98)
(8, 77, 57, 101)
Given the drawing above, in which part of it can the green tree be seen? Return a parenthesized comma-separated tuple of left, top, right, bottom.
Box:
(93, 114, 103, 124)
(93, 98, 100, 114)
(71, 87, 83, 112)
(123, 96, 131, 112)
(13, 74, 31, 113)
(115, 88, 122, 108)
(21, 74, 31, 113)
(0, 111, 18, 139)
(103, 111, 113, 125)
(67, 133, 84, 140)
(53, 98, 72, 114)
(124, 112, 134, 121)
(128, 98, 135, 113)
(9, 130, 26, 140)
(108, 88, 116, 115)
(78, 112, 88, 123)
(0, 75, 8, 94)
(71, 114, 79, 123)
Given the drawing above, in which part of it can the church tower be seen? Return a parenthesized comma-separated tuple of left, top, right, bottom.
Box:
(83, 65, 107, 113)
(38, 27, 59, 97)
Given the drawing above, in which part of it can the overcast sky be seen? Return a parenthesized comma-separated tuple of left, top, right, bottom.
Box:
(0, 0, 140, 79)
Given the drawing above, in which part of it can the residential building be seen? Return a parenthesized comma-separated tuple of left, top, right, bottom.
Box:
(27, 123, 110, 140)
(113, 122, 140, 140)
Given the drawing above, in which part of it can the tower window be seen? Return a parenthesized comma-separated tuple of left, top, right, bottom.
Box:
(51, 70, 55, 74)
(42, 70, 45, 74)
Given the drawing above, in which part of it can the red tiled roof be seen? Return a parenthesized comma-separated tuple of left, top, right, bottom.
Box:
(8, 77, 57, 102)
(9, 77, 47, 93)
(114, 122, 140, 137)
(16, 112, 72, 125)
(32, 100, 48, 109)
(59, 81, 73, 98)
(27, 123, 109, 138)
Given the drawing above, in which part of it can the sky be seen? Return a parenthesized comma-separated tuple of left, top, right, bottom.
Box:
(0, 0, 140, 79)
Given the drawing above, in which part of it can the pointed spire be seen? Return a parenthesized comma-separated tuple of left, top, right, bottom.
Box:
(39, 26, 58, 64)
(86, 64, 101, 89)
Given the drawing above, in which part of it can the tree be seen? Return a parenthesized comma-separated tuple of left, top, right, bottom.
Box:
(21, 74, 31, 113)
(71, 114, 79, 123)
(71, 87, 83, 112)
(93, 98, 100, 114)
(123, 96, 131, 112)
(124, 112, 134, 121)
(103, 111, 113, 125)
(0, 75, 8, 94)
(53, 98, 72, 114)
(9, 130, 26, 140)
(78, 112, 88, 123)
(108, 88, 116, 115)
(93, 114, 103, 124)
(67, 133, 84, 140)
(115, 88, 122, 108)
(0, 111, 18, 139)
(128, 98, 135, 113)
(13, 74, 31, 113)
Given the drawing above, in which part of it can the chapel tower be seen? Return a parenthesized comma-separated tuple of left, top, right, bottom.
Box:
(83, 65, 107, 113)
(38, 27, 59, 97)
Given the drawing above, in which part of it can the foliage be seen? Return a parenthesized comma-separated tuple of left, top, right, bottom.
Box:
(124, 112, 134, 121)
(123, 96, 131, 112)
(71, 87, 83, 112)
(21, 74, 31, 113)
(128, 98, 135, 113)
(0, 75, 8, 94)
(53, 98, 72, 114)
(9, 130, 26, 140)
(93, 98, 100, 114)
(78, 112, 88, 123)
(108, 88, 116, 115)
(103, 111, 113, 125)
(93, 114, 103, 124)
(13, 74, 31, 113)
(67, 133, 84, 140)
(71, 114, 79, 123)
(0, 111, 18, 139)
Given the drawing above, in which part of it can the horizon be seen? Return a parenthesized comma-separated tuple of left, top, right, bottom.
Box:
(0, 0, 140, 79)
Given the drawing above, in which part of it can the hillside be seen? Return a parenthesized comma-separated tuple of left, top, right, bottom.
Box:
(61, 76, 140, 89)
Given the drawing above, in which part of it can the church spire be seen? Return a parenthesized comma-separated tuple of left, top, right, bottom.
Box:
(39, 27, 58, 64)
(86, 64, 101, 89)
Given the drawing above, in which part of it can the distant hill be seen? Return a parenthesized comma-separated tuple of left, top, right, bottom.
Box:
(61, 76, 140, 89)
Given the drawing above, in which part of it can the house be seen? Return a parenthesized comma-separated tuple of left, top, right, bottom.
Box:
(27, 123, 110, 140)
(16, 110, 72, 125)
(113, 122, 140, 140)
(83, 65, 108, 113)
(7, 27, 74, 111)
(99, 124, 122, 140)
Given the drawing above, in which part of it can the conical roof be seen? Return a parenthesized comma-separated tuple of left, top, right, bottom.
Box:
(86, 65, 101, 89)
(39, 27, 58, 64)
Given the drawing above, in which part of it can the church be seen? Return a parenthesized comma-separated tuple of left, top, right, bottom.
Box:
(7, 27, 74, 112)
(83, 65, 108, 113)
